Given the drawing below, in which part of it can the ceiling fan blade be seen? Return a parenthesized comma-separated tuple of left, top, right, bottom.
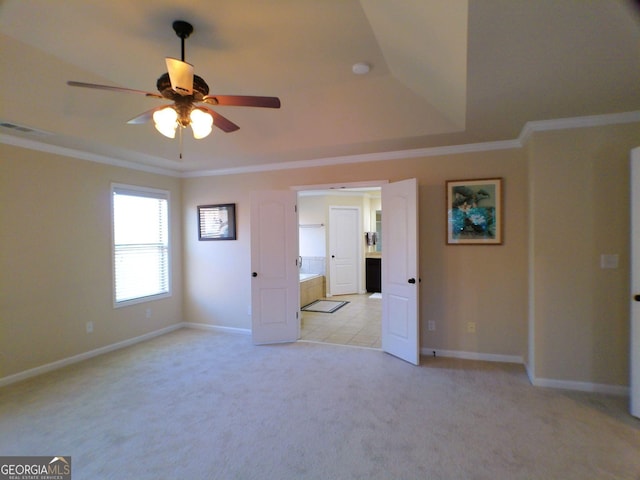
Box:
(202, 95, 281, 108)
(165, 58, 194, 96)
(67, 81, 162, 98)
(199, 106, 240, 133)
(126, 105, 170, 125)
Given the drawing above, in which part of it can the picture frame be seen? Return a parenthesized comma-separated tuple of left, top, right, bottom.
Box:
(198, 203, 236, 241)
(446, 178, 502, 245)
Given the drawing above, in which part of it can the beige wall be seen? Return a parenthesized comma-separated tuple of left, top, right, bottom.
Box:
(529, 123, 639, 386)
(2, 120, 637, 387)
(183, 147, 529, 358)
(0, 144, 183, 378)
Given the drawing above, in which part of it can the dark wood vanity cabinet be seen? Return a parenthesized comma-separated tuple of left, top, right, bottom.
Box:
(366, 257, 381, 293)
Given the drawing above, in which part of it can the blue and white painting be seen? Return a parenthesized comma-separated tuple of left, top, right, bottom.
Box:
(447, 179, 502, 244)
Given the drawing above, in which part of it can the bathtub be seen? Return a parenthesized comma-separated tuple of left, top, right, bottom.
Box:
(300, 273, 321, 281)
(300, 273, 325, 307)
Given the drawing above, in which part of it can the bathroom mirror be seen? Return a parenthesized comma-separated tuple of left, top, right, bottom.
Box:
(375, 210, 382, 252)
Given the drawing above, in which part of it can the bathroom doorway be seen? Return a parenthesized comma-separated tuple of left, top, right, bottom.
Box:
(297, 186, 382, 348)
(252, 179, 419, 363)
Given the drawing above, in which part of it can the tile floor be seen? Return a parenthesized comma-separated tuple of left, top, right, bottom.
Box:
(300, 293, 381, 348)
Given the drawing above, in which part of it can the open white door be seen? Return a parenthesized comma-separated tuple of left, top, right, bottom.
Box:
(251, 190, 299, 344)
(381, 178, 420, 365)
(631, 147, 640, 418)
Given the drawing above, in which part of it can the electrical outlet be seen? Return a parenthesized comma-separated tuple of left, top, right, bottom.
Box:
(467, 322, 476, 333)
(428, 321, 436, 331)
(86, 321, 93, 333)
(600, 254, 619, 269)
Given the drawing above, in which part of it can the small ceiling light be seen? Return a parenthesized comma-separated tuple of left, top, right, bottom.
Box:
(190, 108, 214, 139)
(352, 62, 371, 75)
(153, 107, 178, 138)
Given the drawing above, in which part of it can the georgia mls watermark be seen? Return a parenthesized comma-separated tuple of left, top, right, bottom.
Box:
(0, 457, 71, 480)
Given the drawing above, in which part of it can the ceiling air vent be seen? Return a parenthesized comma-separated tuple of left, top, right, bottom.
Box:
(0, 122, 53, 137)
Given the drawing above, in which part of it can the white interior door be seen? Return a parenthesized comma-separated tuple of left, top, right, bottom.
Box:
(381, 178, 420, 365)
(251, 190, 299, 344)
(631, 146, 640, 418)
(329, 206, 360, 295)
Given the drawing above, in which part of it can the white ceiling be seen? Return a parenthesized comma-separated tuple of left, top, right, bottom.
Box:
(1, 0, 639, 175)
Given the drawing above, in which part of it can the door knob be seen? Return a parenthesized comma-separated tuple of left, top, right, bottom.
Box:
(252, 272, 258, 277)
(408, 278, 416, 284)
(635, 294, 640, 302)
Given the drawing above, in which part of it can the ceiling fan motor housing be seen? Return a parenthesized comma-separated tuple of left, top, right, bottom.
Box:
(156, 73, 209, 101)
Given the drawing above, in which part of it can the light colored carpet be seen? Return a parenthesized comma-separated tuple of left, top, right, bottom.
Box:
(301, 300, 348, 313)
(1, 329, 639, 479)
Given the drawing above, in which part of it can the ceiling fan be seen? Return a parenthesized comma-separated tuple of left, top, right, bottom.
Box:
(67, 20, 281, 141)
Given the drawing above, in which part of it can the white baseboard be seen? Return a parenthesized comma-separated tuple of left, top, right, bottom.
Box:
(523, 357, 628, 395)
(183, 322, 251, 335)
(423, 349, 628, 395)
(530, 377, 629, 396)
(524, 361, 535, 384)
(0, 323, 183, 388)
(3, 328, 628, 397)
(422, 347, 523, 364)
(0, 322, 252, 387)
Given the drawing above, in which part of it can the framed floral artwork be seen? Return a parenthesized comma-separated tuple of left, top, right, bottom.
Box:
(446, 178, 502, 245)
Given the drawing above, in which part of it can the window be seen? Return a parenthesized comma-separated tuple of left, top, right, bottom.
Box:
(112, 184, 170, 306)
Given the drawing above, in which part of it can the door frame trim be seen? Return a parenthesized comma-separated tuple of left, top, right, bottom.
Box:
(291, 180, 389, 192)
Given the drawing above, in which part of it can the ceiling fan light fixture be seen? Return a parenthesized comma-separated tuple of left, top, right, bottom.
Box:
(153, 106, 178, 138)
(190, 108, 213, 139)
(67, 19, 280, 149)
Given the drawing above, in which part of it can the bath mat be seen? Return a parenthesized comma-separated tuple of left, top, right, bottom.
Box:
(301, 300, 349, 313)
(369, 293, 382, 299)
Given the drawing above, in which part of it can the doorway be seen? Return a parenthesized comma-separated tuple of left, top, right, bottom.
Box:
(298, 187, 382, 348)
(252, 179, 419, 364)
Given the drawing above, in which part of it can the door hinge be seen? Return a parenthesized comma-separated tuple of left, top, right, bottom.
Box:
(296, 311, 299, 319)
(294, 204, 297, 213)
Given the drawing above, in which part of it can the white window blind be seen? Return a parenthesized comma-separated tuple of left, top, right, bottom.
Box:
(112, 185, 170, 305)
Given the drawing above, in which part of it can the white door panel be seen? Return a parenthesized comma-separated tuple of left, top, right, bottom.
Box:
(382, 178, 419, 365)
(388, 294, 410, 338)
(251, 191, 299, 344)
(329, 206, 360, 295)
(631, 146, 640, 418)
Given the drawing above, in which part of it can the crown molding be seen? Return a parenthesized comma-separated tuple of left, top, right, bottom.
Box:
(518, 110, 640, 145)
(3, 110, 638, 178)
(0, 133, 181, 177)
(186, 110, 639, 177)
(183, 139, 522, 178)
